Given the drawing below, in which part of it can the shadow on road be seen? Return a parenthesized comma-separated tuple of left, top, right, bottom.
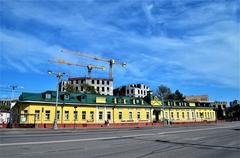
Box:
(154, 139, 240, 151)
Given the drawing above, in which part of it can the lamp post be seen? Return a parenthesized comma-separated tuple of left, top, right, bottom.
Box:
(48, 70, 66, 130)
(161, 95, 165, 126)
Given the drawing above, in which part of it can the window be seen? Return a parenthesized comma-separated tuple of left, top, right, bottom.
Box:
(82, 111, 86, 120)
(90, 111, 94, 120)
(187, 112, 190, 120)
(131, 89, 134, 93)
(136, 99, 140, 104)
(45, 110, 50, 120)
(200, 112, 204, 118)
(92, 80, 95, 84)
(35, 110, 40, 120)
(119, 112, 122, 120)
(171, 112, 174, 119)
(129, 112, 133, 120)
(102, 80, 104, 84)
(177, 112, 180, 120)
(107, 81, 109, 85)
(97, 87, 99, 92)
(137, 112, 141, 119)
(107, 87, 110, 92)
(99, 111, 103, 120)
(165, 112, 168, 119)
(102, 87, 105, 92)
(97, 80, 99, 84)
(57, 111, 60, 120)
(146, 112, 150, 120)
(45, 93, 51, 99)
(76, 80, 78, 84)
(107, 112, 111, 120)
(65, 111, 69, 120)
(182, 112, 185, 119)
(74, 111, 78, 120)
(196, 112, 199, 118)
(64, 94, 69, 100)
(192, 112, 195, 119)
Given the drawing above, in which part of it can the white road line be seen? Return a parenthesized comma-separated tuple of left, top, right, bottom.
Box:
(0, 124, 239, 147)
(0, 131, 130, 138)
(0, 128, 164, 138)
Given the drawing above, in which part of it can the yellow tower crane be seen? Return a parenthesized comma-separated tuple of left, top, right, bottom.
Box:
(60, 49, 126, 80)
(48, 59, 106, 78)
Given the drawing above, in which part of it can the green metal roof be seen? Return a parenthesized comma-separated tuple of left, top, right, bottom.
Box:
(18, 91, 215, 109)
(18, 91, 151, 107)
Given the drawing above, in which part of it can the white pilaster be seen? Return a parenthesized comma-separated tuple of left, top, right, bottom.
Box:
(104, 106, 107, 121)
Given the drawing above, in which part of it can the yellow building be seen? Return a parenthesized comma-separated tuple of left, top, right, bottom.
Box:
(13, 91, 216, 128)
(148, 93, 216, 123)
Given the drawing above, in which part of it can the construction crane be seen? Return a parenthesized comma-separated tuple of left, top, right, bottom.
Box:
(48, 59, 106, 78)
(60, 49, 127, 80)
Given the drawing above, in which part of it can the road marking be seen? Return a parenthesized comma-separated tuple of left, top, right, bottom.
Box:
(0, 128, 166, 138)
(0, 131, 132, 138)
(0, 124, 239, 147)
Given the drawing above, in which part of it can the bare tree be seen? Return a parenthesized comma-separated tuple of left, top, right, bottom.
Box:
(64, 83, 98, 94)
(156, 85, 172, 99)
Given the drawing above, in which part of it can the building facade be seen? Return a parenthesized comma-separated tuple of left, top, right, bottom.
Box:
(13, 91, 217, 128)
(230, 100, 240, 107)
(146, 92, 216, 123)
(0, 110, 10, 125)
(59, 77, 113, 95)
(210, 101, 227, 119)
(185, 95, 209, 101)
(113, 84, 150, 98)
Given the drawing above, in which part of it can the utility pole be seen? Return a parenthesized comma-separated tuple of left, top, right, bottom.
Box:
(10, 85, 17, 101)
(9, 85, 24, 128)
(48, 70, 66, 130)
(9, 85, 24, 104)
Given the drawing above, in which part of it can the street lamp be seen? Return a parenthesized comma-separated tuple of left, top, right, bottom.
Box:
(48, 70, 66, 130)
(161, 95, 165, 126)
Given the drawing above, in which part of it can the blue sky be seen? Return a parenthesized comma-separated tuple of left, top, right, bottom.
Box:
(0, 0, 239, 102)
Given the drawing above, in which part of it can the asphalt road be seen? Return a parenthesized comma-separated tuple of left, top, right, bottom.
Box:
(1, 122, 240, 158)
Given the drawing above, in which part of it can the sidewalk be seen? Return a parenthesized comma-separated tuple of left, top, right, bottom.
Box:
(0, 121, 228, 134)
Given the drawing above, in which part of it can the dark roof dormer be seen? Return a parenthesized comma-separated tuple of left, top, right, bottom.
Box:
(77, 94, 87, 102)
(43, 91, 52, 100)
(60, 92, 70, 101)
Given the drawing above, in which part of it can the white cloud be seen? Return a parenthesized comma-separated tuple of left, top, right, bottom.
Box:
(1, 0, 239, 90)
(0, 29, 63, 73)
